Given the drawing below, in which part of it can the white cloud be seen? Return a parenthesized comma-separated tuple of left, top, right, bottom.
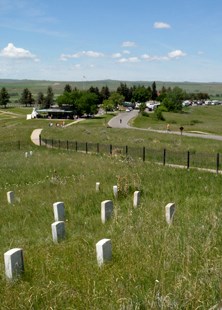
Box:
(141, 54, 168, 61)
(153, 22, 171, 29)
(122, 41, 136, 47)
(117, 57, 140, 63)
(60, 50, 104, 61)
(112, 53, 122, 58)
(0, 43, 39, 61)
(123, 50, 130, 54)
(168, 49, 186, 58)
(141, 49, 186, 61)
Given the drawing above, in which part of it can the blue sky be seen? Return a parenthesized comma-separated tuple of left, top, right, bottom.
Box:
(0, 0, 222, 82)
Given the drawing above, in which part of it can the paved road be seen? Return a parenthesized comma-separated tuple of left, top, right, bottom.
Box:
(108, 110, 222, 141)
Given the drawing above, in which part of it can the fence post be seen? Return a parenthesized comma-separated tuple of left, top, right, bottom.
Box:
(143, 147, 145, 162)
(187, 151, 190, 170)
(66, 140, 69, 150)
(216, 153, 220, 174)
(39, 135, 41, 146)
(163, 148, 166, 166)
(52, 139, 54, 148)
(97, 143, 99, 153)
(125, 145, 128, 157)
(110, 144, 112, 155)
(86, 142, 88, 154)
(18, 141, 21, 150)
(75, 141, 78, 152)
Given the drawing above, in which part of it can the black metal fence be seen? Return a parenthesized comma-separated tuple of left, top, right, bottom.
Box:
(40, 136, 221, 174)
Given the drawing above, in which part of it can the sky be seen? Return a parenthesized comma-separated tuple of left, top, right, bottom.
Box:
(0, 0, 222, 82)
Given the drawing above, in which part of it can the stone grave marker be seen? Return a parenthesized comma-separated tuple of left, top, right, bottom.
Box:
(7, 191, 15, 204)
(133, 191, 140, 208)
(101, 200, 113, 224)
(53, 202, 65, 221)
(96, 238, 112, 266)
(165, 202, 175, 225)
(96, 182, 100, 192)
(51, 221, 65, 243)
(113, 185, 118, 198)
(4, 248, 24, 280)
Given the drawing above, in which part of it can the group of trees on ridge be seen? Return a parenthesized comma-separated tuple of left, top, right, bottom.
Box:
(0, 82, 210, 115)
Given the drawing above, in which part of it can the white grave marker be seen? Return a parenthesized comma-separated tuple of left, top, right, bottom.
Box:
(53, 202, 65, 221)
(133, 191, 140, 208)
(51, 221, 65, 243)
(7, 191, 15, 204)
(165, 202, 175, 225)
(96, 238, 112, 266)
(25, 152, 28, 158)
(101, 200, 113, 224)
(4, 248, 24, 280)
(113, 185, 118, 198)
(96, 182, 100, 192)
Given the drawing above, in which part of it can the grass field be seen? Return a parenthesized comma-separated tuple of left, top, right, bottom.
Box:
(0, 107, 222, 308)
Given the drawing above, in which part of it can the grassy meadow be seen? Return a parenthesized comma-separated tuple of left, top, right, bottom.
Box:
(0, 107, 222, 308)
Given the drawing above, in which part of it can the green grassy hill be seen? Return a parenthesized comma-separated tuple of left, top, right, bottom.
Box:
(0, 109, 222, 308)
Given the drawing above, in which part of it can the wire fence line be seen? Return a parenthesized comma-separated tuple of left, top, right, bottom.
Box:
(38, 136, 221, 174)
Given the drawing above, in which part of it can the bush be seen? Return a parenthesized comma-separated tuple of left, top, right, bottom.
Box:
(141, 111, 149, 117)
(154, 107, 165, 121)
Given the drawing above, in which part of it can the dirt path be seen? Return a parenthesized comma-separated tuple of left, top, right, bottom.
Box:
(31, 129, 43, 145)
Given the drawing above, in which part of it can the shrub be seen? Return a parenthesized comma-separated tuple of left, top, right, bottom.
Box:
(154, 107, 165, 121)
(141, 111, 149, 117)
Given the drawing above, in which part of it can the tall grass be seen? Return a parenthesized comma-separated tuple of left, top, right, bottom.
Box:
(0, 147, 222, 308)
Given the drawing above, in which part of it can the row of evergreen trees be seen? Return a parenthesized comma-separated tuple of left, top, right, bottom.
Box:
(0, 82, 209, 113)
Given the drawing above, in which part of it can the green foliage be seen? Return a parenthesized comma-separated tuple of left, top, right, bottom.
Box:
(139, 102, 146, 113)
(151, 81, 158, 100)
(19, 88, 35, 107)
(109, 92, 124, 108)
(154, 107, 165, 121)
(44, 86, 54, 109)
(0, 87, 10, 108)
(162, 87, 186, 112)
(102, 99, 115, 112)
(132, 85, 151, 102)
(141, 111, 149, 117)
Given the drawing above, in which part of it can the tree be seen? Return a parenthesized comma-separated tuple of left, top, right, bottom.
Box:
(162, 87, 185, 112)
(0, 87, 10, 108)
(100, 86, 110, 101)
(109, 92, 124, 108)
(102, 99, 115, 113)
(20, 88, 34, 107)
(77, 92, 99, 116)
(132, 86, 151, 103)
(44, 86, 54, 109)
(151, 81, 158, 100)
(36, 92, 45, 107)
(117, 83, 132, 101)
(139, 102, 146, 113)
(64, 84, 72, 93)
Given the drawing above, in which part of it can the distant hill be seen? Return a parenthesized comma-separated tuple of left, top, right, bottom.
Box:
(0, 79, 222, 97)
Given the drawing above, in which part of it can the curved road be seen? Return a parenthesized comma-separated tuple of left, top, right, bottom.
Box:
(31, 110, 222, 145)
(108, 110, 222, 141)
